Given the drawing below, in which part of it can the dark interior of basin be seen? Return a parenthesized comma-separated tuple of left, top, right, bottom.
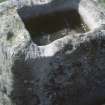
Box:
(20, 9, 89, 45)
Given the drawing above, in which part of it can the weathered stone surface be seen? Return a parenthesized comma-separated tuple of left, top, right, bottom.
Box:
(0, 0, 105, 105)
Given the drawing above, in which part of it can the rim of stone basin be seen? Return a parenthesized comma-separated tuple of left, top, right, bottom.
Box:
(0, 0, 105, 56)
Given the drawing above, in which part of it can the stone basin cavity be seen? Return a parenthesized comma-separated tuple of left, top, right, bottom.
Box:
(18, 9, 89, 45)
(1, 0, 105, 105)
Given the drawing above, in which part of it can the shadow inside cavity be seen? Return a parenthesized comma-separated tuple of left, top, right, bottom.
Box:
(18, 0, 89, 46)
(21, 10, 89, 45)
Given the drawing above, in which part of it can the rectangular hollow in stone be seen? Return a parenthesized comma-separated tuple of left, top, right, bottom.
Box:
(18, 9, 89, 45)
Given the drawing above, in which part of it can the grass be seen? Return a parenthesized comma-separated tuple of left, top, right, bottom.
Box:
(0, 0, 6, 3)
(100, 0, 105, 3)
(99, 0, 105, 7)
